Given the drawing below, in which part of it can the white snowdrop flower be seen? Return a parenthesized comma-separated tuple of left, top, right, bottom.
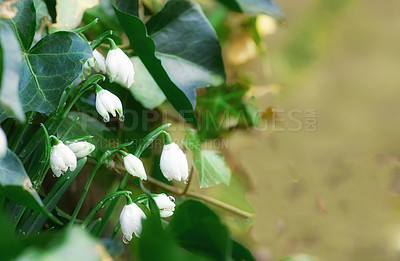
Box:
(0, 127, 7, 158)
(82, 49, 106, 79)
(95, 88, 123, 122)
(68, 141, 95, 158)
(88, 49, 106, 73)
(120, 203, 146, 244)
(124, 154, 147, 180)
(153, 194, 175, 218)
(105, 47, 135, 88)
(50, 140, 77, 177)
(160, 134, 189, 182)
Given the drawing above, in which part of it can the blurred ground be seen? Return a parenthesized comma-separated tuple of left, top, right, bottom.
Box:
(227, 0, 400, 260)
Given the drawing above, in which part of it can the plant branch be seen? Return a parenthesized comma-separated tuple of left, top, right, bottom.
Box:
(146, 177, 253, 219)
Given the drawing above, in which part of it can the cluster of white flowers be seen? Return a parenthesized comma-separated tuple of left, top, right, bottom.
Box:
(50, 140, 95, 177)
(0, 127, 7, 158)
(119, 193, 176, 244)
(82, 45, 134, 89)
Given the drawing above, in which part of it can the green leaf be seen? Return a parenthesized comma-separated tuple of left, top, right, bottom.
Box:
(9, 0, 36, 51)
(168, 200, 232, 260)
(16, 227, 109, 260)
(0, 208, 23, 261)
(113, 2, 199, 126)
(137, 199, 210, 261)
(184, 128, 201, 154)
(33, 0, 51, 28)
(129, 57, 166, 109)
(232, 240, 255, 261)
(52, 0, 99, 31)
(196, 150, 231, 188)
(184, 129, 231, 188)
(19, 31, 92, 113)
(216, 0, 284, 19)
(146, 0, 225, 105)
(0, 22, 25, 122)
(0, 149, 58, 222)
(21, 158, 87, 233)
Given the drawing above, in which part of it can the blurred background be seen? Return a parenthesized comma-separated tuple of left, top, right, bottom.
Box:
(218, 0, 400, 260)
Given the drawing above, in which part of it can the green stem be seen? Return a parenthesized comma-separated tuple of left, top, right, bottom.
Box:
(94, 172, 130, 237)
(73, 18, 98, 34)
(66, 160, 103, 230)
(81, 190, 131, 229)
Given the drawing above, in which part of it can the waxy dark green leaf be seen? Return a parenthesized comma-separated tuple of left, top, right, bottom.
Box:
(216, 0, 284, 19)
(9, 0, 36, 51)
(0, 149, 58, 222)
(168, 200, 232, 260)
(113, 4, 198, 126)
(19, 32, 92, 113)
(113, 0, 226, 126)
(0, 22, 25, 122)
(146, 0, 225, 107)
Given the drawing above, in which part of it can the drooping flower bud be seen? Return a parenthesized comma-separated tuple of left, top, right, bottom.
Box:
(0, 127, 7, 158)
(160, 133, 189, 182)
(68, 141, 95, 158)
(105, 46, 135, 88)
(123, 154, 147, 180)
(50, 140, 77, 177)
(153, 194, 175, 218)
(82, 49, 106, 79)
(120, 203, 146, 244)
(95, 87, 123, 122)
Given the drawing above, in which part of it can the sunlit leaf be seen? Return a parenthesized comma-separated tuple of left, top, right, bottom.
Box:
(0, 21, 24, 122)
(168, 200, 232, 260)
(0, 149, 57, 221)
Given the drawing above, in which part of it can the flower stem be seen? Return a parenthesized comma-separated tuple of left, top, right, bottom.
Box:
(94, 172, 130, 237)
(66, 160, 103, 231)
(81, 190, 131, 229)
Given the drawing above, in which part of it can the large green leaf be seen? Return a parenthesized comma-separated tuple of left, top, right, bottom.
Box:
(0, 22, 25, 122)
(21, 158, 87, 234)
(0, 149, 57, 221)
(216, 0, 284, 19)
(146, 0, 225, 106)
(19, 32, 92, 113)
(129, 57, 166, 109)
(9, 0, 36, 51)
(16, 227, 110, 261)
(196, 150, 231, 188)
(33, 0, 50, 28)
(168, 200, 232, 260)
(113, 0, 225, 126)
(137, 199, 210, 261)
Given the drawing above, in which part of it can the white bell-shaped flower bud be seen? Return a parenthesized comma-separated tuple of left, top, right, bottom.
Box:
(153, 194, 175, 218)
(88, 49, 106, 73)
(120, 203, 146, 244)
(68, 141, 95, 158)
(0, 127, 7, 158)
(50, 140, 77, 177)
(160, 133, 189, 182)
(95, 87, 123, 122)
(105, 47, 135, 88)
(124, 154, 147, 180)
(82, 49, 106, 79)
